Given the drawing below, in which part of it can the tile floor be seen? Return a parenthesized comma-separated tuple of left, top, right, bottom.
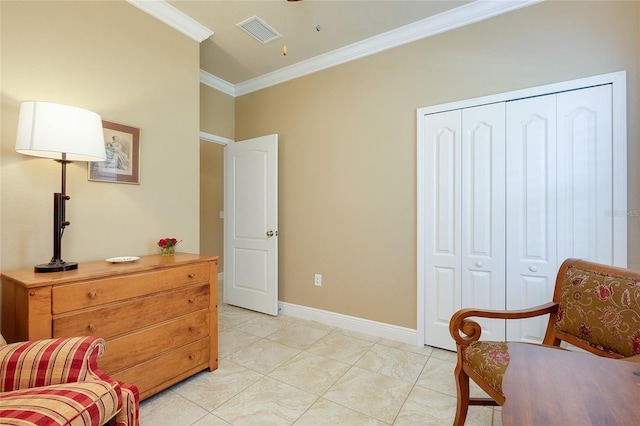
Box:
(140, 301, 501, 425)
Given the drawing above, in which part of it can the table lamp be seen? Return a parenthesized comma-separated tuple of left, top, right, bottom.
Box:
(15, 101, 106, 272)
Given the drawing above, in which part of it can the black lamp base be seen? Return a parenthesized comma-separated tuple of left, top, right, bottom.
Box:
(34, 261, 78, 273)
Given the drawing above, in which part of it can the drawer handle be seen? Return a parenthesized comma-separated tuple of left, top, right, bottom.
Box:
(29, 291, 36, 297)
(188, 326, 194, 332)
(189, 354, 195, 360)
(88, 291, 97, 299)
(88, 323, 97, 332)
(188, 273, 196, 278)
(188, 298, 195, 303)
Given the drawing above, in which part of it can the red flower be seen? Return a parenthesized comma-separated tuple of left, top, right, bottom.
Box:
(158, 238, 179, 248)
(594, 283, 613, 301)
(571, 277, 586, 286)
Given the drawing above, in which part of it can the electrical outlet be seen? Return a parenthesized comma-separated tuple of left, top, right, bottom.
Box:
(314, 273, 322, 286)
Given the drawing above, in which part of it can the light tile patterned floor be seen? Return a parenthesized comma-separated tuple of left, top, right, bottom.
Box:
(139, 301, 501, 425)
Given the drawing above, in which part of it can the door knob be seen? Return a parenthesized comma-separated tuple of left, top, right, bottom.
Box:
(266, 230, 274, 237)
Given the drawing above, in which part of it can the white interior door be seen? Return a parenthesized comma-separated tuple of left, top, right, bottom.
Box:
(224, 134, 278, 315)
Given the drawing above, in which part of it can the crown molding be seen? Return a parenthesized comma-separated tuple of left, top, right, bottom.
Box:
(127, 0, 213, 42)
(201, 0, 543, 96)
(233, 0, 542, 96)
(200, 70, 236, 97)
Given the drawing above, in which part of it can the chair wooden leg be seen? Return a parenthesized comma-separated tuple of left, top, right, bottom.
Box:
(453, 358, 470, 426)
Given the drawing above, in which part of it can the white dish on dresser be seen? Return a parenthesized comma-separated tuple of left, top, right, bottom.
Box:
(105, 256, 140, 263)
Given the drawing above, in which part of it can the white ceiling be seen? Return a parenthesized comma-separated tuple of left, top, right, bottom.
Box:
(129, 1, 540, 95)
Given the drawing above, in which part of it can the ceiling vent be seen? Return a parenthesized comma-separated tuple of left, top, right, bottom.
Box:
(237, 16, 282, 44)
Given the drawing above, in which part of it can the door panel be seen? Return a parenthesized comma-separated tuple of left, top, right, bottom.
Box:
(509, 275, 550, 342)
(423, 109, 461, 350)
(224, 135, 278, 315)
(506, 95, 557, 342)
(461, 103, 506, 341)
(556, 85, 613, 264)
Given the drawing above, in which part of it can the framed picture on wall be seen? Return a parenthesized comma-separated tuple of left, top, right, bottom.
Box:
(88, 120, 140, 184)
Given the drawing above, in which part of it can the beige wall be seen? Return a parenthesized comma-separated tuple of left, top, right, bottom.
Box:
(199, 140, 225, 268)
(199, 84, 234, 269)
(235, 0, 640, 329)
(200, 84, 235, 138)
(0, 1, 201, 273)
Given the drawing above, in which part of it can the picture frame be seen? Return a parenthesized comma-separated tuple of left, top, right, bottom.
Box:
(88, 120, 140, 184)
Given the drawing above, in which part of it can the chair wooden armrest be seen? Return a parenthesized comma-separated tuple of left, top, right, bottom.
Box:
(449, 302, 559, 346)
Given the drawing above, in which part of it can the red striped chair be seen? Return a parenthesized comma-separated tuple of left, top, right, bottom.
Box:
(0, 335, 139, 426)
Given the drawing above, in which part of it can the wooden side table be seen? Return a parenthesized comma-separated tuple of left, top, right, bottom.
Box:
(502, 342, 640, 424)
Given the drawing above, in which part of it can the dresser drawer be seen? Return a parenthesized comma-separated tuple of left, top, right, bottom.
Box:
(52, 262, 210, 314)
(99, 309, 209, 374)
(110, 337, 209, 399)
(53, 284, 209, 339)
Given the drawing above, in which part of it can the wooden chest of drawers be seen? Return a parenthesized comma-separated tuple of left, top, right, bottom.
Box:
(1, 253, 218, 400)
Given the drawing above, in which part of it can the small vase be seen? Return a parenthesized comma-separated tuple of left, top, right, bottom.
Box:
(161, 246, 175, 256)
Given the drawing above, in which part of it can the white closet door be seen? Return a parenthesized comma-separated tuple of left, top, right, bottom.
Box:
(505, 94, 558, 343)
(422, 109, 461, 350)
(556, 85, 613, 264)
(461, 103, 506, 341)
(419, 73, 625, 350)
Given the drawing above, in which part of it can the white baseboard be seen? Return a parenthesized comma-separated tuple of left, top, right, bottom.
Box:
(278, 301, 418, 346)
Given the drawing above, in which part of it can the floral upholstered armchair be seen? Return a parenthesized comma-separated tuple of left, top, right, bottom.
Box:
(449, 258, 640, 426)
(0, 335, 139, 426)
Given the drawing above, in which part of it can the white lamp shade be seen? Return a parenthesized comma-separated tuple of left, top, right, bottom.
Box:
(15, 101, 106, 162)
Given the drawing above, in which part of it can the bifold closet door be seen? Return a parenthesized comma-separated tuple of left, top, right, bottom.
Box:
(423, 104, 506, 350)
(421, 77, 623, 350)
(505, 84, 613, 342)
